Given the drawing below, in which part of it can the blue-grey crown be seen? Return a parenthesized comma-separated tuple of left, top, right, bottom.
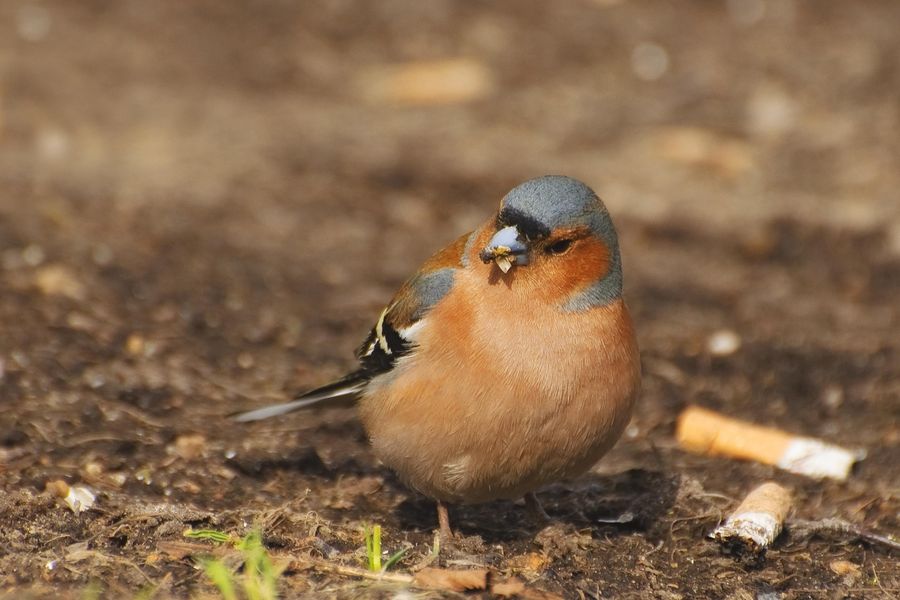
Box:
(499, 176, 617, 246)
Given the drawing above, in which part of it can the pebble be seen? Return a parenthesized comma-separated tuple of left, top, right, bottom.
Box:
(34, 264, 86, 300)
(91, 244, 114, 266)
(22, 244, 45, 267)
(37, 128, 69, 161)
(829, 559, 860, 576)
(821, 385, 844, 410)
(16, 4, 51, 42)
(171, 433, 207, 460)
(125, 333, 145, 356)
(654, 127, 754, 178)
(707, 330, 742, 356)
(631, 42, 669, 81)
(747, 85, 797, 138)
(237, 352, 255, 369)
(365, 58, 494, 106)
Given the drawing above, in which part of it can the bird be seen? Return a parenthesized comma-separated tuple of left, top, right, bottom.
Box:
(233, 175, 641, 541)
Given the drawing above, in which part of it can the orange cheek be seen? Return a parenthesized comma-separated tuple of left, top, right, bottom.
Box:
(542, 238, 611, 296)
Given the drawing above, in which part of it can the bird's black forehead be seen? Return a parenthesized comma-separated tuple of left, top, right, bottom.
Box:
(496, 207, 551, 239)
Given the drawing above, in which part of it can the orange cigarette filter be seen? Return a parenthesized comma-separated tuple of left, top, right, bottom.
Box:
(730, 482, 792, 523)
(676, 405, 864, 480)
(677, 406, 792, 465)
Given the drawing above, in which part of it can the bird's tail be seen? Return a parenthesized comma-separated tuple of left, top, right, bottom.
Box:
(230, 371, 367, 422)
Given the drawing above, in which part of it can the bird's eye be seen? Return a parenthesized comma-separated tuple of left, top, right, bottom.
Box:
(547, 239, 573, 255)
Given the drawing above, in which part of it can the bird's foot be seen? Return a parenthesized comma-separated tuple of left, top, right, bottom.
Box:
(437, 500, 454, 545)
(411, 502, 459, 571)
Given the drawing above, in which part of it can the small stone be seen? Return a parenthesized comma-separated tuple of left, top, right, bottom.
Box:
(135, 467, 153, 484)
(107, 473, 127, 487)
(654, 127, 754, 178)
(125, 333, 145, 356)
(237, 352, 255, 369)
(10, 352, 29, 368)
(83, 461, 103, 477)
(364, 58, 494, 106)
(171, 433, 207, 460)
(829, 559, 860, 576)
(821, 385, 844, 410)
(37, 128, 69, 161)
(707, 330, 742, 356)
(174, 480, 202, 494)
(22, 244, 45, 267)
(631, 42, 669, 81)
(16, 4, 51, 42)
(34, 264, 86, 300)
(65, 312, 95, 332)
(747, 85, 797, 138)
(91, 244, 114, 266)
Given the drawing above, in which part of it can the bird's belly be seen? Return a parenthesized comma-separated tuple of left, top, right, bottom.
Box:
(360, 362, 635, 503)
(358, 300, 640, 503)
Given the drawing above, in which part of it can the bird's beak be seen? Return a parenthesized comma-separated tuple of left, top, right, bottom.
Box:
(479, 226, 529, 273)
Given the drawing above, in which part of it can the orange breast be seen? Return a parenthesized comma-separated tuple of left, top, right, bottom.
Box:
(358, 244, 641, 503)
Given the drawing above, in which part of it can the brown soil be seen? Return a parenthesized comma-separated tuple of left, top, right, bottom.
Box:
(1, 1, 898, 598)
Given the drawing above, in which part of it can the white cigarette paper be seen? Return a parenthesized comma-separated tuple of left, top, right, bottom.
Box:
(776, 438, 864, 481)
(712, 482, 792, 557)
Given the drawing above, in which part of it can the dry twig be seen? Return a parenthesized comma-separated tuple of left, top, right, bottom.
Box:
(790, 518, 900, 552)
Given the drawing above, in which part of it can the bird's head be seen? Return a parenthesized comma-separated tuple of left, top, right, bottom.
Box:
(479, 175, 623, 309)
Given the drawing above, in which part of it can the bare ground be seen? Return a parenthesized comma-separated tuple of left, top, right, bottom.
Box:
(1, 1, 898, 598)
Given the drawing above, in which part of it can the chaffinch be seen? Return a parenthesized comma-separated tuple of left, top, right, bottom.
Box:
(235, 175, 641, 540)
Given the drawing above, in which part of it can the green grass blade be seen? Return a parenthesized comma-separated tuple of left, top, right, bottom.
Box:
(184, 528, 233, 544)
(372, 525, 382, 572)
(382, 546, 409, 572)
(202, 558, 238, 600)
(364, 524, 384, 572)
(239, 530, 278, 600)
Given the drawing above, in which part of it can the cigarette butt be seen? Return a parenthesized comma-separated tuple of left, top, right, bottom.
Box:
(712, 482, 792, 557)
(676, 406, 865, 481)
(45, 479, 95, 514)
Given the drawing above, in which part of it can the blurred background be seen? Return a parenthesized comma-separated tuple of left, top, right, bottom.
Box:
(3, 0, 898, 359)
(1, 0, 898, 596)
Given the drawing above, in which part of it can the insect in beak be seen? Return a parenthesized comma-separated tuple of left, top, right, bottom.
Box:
(479, 226, 529, 273)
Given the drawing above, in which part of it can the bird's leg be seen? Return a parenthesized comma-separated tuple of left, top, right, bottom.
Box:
(436, 500, 453, 542)
(525, 491, 551, 525)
